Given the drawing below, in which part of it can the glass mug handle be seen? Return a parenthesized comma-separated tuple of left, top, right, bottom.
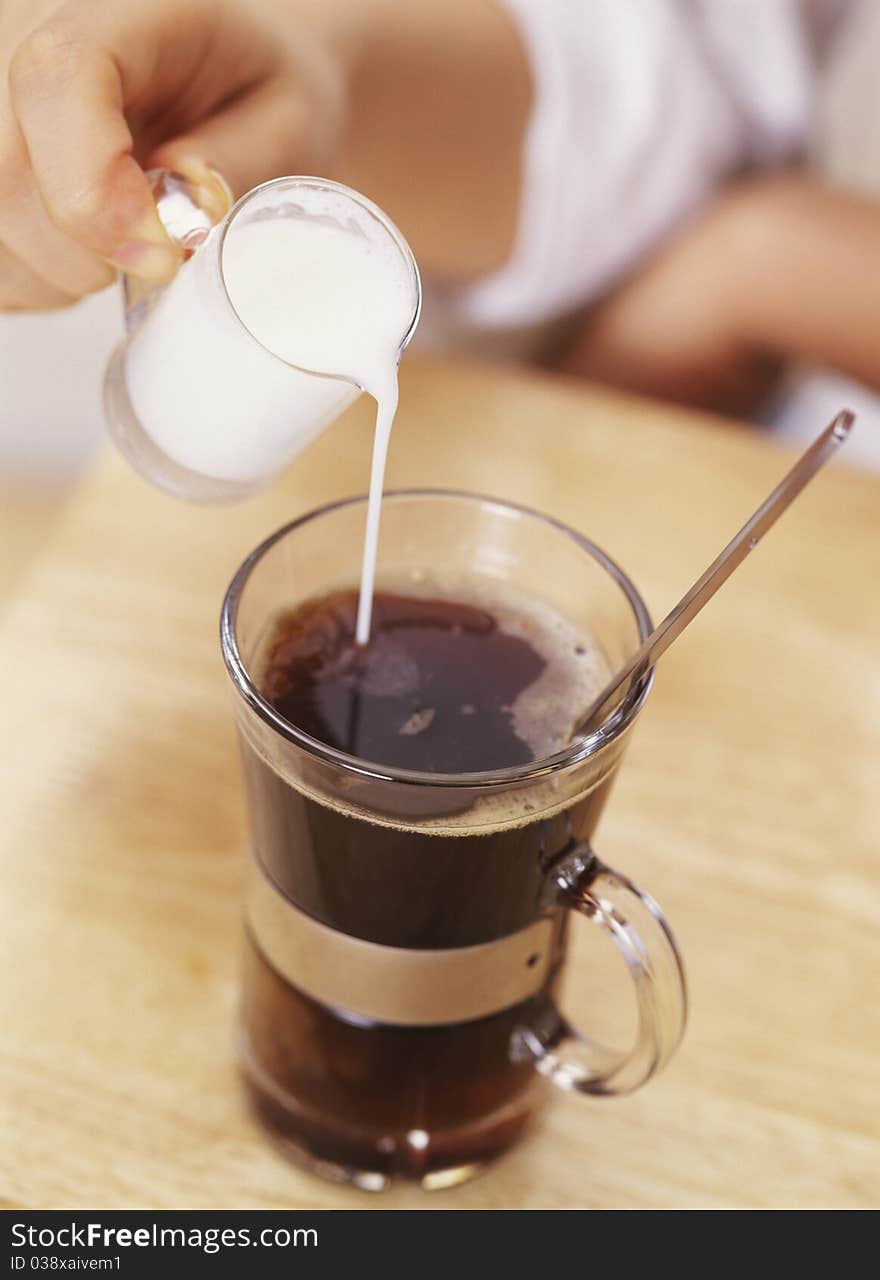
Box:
(513, 844, 688, 1096)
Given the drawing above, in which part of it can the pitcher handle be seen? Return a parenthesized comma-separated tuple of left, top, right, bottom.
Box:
(122, 166, 232, 328)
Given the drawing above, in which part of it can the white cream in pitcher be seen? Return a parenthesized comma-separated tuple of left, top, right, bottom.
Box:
(121, 178, 420, 643)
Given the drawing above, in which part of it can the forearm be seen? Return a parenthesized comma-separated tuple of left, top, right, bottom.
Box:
(728, 173, 880, 390)
(331, 0, 531, 282)
(558, 171, 880, 415)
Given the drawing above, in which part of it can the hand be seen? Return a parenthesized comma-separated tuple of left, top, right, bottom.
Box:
(0, 0, 350, 309)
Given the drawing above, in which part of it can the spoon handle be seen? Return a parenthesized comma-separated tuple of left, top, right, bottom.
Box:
(575, 410, 854, 736)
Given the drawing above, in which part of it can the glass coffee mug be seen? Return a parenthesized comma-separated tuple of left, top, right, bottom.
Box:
(221, 491, 687, 1190)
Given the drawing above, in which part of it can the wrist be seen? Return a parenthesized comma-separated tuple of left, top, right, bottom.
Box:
(266, 0, 370, 73)
(256, 0, 373, 171)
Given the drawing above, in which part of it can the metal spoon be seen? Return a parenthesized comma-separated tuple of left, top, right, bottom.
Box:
(576, 410, 854, 737)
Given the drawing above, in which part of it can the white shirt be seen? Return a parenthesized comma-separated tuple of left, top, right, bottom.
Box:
(421, 0, 854, 353)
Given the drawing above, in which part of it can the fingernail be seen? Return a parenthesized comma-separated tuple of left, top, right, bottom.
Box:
(170, 157, 234, 223)
(129, 204, 178, 251)
(109, 240, 180, 280)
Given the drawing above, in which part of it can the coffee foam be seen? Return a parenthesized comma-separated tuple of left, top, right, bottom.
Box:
(377, 568, 611, 757)
(246, 571, 616, 835)
(239, 702, 621, 837)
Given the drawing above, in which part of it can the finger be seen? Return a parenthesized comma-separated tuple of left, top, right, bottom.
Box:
(0, 105, 114, 297)
(9, 19, 180, 280)
(0, 240, 76, 310)
(149, 81, 319, 200)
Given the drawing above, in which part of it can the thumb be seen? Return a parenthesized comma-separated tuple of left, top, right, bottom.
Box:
(9, 27, 181, 282)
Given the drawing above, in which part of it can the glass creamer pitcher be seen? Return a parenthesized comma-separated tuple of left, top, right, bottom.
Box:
(104, 171, 421, 502)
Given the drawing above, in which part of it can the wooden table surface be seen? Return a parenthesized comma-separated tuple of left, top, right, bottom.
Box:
(1, 358, 878, 1210)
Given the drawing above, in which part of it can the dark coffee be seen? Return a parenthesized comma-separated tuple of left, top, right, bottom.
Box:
(240, 585, 615, 1185)
(259, 588, 595, 771)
